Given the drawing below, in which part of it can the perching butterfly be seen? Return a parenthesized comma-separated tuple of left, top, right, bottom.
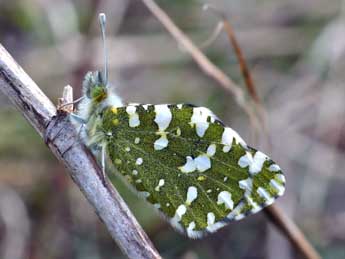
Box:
(71, 13, 285, 238)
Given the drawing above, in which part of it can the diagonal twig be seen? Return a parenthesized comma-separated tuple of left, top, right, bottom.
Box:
(264, 205, 321, 259)
(0, 44, 161, 259)
(140, 1, 321, 259)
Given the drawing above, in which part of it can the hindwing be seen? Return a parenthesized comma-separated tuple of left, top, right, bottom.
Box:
(99, 104, 285, 238)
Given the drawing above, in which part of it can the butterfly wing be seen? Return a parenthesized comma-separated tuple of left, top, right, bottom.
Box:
(101, 104, 285, 238)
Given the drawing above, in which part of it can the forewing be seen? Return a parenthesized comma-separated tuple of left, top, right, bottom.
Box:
(101, 104, 285, 238)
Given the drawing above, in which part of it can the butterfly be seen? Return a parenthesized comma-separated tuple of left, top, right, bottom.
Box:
(70, 13, 285, 238)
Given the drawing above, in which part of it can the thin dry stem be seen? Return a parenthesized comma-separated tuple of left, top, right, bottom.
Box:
(205, 8, 270, 145)
(265, 205, 321, 259)
(222, 19, 271, 145)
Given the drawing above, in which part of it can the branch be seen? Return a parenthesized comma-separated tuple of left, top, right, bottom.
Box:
(0, 44, 161, 259)
(140, 1, 321, 259)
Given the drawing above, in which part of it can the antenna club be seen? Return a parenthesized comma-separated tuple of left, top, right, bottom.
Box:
(99, 13, 106, 25)
(98, 12, 108, 86)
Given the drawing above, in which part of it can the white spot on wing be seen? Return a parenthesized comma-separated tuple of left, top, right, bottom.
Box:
(155, 179, 165, 191)
(186, 186, 198, 205)
(250, 151, 268, 174)
(275, 174, 286, 184)
(239, 178, 253, 192)
(134, 137, 140, 144)
(238, 152, 253, 168)
(207, 144, 216, 157)
(247, 197, 261, 212)
(187, 221, 196, 235)
(154, 105, 172, 131)
(207, 212, 215, 226)
(172, 204, 187, 223)
(179, 156, 196, 173)
(269, 164, 281, 172)
(217, 191, 234, 210)
(234, 213, 245, 220)
(239, 178, 261, 211)
(154, 133, 169, 150)
(194, 154, 211, 172)
(179, 153, 212, 173)
(129, 115, 140, 128)
(190, 107, 214, 137)
(126, 106, 140, 127)
(238, 151, 269, 175)
(177, 104, 183, 109)
(257, 187, 274, 205)
(270, 179, 285, 196)
(196, 122, 209, 138)
(205, 212, 226, 233)
(221, 127, 246, 152)
(136, 158, 143, 165)
(226, 202, 245, 221)
(126, 105, 136, 114)
(223, 145, 231, 153)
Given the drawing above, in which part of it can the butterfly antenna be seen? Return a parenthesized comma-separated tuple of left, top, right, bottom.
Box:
(99, 13, 108, 86)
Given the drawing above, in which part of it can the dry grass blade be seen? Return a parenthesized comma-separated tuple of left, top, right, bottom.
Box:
(203, 4, 260, 104)
(223, 20, 260, 104)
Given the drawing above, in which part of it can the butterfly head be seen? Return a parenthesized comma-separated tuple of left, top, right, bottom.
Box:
(82, 70, 108, 104)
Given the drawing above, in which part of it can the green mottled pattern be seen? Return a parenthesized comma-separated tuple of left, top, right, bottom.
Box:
(90, 104, 285, 236)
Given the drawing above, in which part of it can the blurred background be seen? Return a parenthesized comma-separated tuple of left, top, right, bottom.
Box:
(1, 0, 345, 258)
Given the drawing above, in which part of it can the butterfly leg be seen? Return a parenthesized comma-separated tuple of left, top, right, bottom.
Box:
(69, 113, 87, 141)
(70, 113, 87, 125)
(100, 144, 107, 181)
(77, 123, 85, 139)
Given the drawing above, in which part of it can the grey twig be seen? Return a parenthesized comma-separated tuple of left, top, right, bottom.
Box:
(0, 44, 161, 259)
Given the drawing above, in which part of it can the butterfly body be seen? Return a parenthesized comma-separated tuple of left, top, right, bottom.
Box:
(71, 71, 286, 238)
